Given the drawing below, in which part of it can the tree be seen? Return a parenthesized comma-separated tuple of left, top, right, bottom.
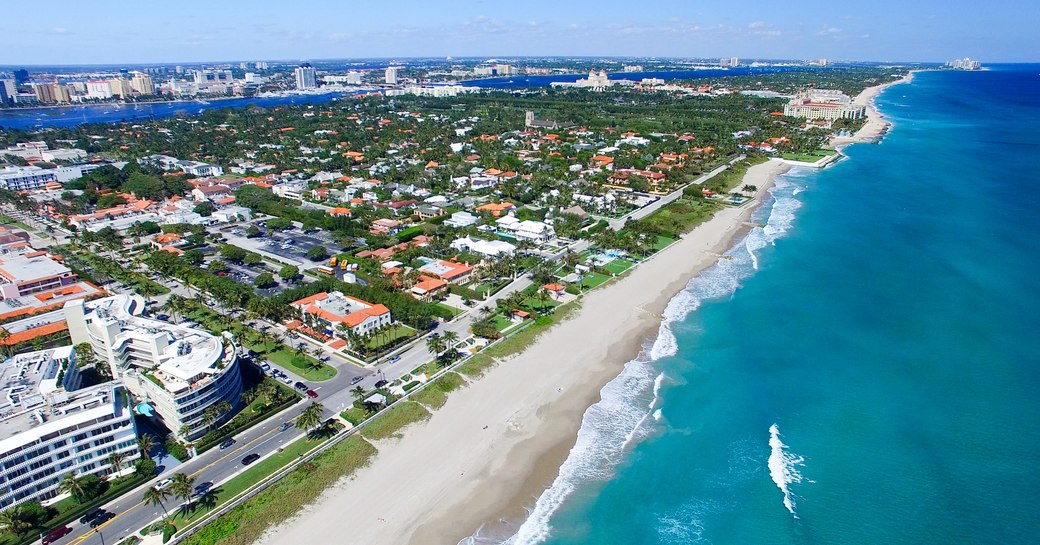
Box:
(193, 201, 216, 217)
(143, 486, 171, 517)
(245, 225, 261, 237)
(295, 402, 325, 433)
(426, 335, 445, 358)
(0, 507, 31, 536)
(138, 434, 156, 461)
(350, 386, 366, 402)
(279, 265, 299, 281)
(58, 473, 86, 503)
(202, 406, 221, 431)
(171, 472, 197, 511)
(441, 331, 459, 354)
(307, 246, 328, 261)
(108, 450, 127, 477)
(254, 272, 276, 289)
(219, 244, 247, 264)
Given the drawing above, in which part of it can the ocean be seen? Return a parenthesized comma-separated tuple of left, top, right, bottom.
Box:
(500, 65, 1040, 544)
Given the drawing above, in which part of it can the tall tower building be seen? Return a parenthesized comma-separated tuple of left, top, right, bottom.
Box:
(108, 77, 133, 98)
(31, 83, 56, 103)
(51, 83, 71, 103)
(294, 63, 317, 90)
(130, 72, 154, 95)
(385, 66, 399, 85)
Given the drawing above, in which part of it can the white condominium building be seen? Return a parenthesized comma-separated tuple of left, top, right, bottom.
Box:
(64, 294, 243, 441)
(0, 346, 139, 509)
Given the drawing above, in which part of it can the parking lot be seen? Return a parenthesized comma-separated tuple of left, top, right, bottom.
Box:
(219, 223, 341, 270)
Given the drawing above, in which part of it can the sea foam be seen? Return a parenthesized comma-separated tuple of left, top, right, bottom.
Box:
(767, 424, 805, 518)
(483, 171, 809, 545)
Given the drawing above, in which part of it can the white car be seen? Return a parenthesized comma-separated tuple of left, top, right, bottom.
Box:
(155, 478, 173, 490)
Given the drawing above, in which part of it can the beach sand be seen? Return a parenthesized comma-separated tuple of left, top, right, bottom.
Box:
(258, 159, 791, 545)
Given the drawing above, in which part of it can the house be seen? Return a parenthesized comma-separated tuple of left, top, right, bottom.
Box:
(150, 232, 182, 249)
(410, 275, 448, 300)
(388, 199, 419, 216)
(496, 215, 556, 243)
(418, 259, 473, 284)
(444, 211, 478, 228)
(290, 291, 393, 337)
(191, 184, 232, 202)
(475, 202, 516, 217)
(369, 218, 403, 236)
(415, 205, 441, 220)
(450, 237, 516, 258)
(327, 207, 352, 217)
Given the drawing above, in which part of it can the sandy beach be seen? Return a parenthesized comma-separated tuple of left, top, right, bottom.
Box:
(257, 159, 791, 545)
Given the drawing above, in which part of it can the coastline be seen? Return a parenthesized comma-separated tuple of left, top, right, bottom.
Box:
(258, 159, 792, 545)
(829, 71, 916, 148)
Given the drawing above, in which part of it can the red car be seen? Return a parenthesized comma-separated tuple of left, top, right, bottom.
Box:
(306, 389, 318, 398)
(42, 526, 72, 545)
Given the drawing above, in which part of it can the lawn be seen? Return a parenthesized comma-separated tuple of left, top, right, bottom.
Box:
(781, 149, 837, 162)
(602, 259, 635, 275)
(366, 324, 417, 350)
(178, 435, 376, 545)
(652, 235, 678, 252)
(433, 302, 463, 318)
(492, 314, 515, 332)
(263, 347, 337, 381)
(574, 272, 611, 291)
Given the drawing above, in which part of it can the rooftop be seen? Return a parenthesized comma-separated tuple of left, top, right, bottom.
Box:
(0, 254, 71, 283)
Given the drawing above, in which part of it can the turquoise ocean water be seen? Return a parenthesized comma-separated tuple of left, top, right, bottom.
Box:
(487, 66, 1040, 545)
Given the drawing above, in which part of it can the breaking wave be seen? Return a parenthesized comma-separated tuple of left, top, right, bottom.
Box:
(768, 424, 805, 518)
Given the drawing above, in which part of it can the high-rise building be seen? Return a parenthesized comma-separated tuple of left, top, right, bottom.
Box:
(385, 66, 399, 85)
(13, 69, 28, 84)
(0, 346, 140, 510)
(346, 71, 362, 85)
(85, 80, 113, 100)
(30, 83, 55, 103)
(239, 62, 249, 70)
(294, 63, 317, 90)
(65, 294, 244, 441)
(255, 61, 268, 70)
(108, 77, 133, 98)
(50, 83, 71, 103)
(129, 72, 154, 95)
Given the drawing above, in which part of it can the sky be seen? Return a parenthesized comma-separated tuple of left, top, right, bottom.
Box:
(3, 0, 1037, 65)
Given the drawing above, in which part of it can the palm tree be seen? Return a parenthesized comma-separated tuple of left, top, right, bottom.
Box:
(426, 335, 446, 358)
(108, 450, 126, 477)
(0, 328, 10, 358)
(58, 472, 85, 502)
(138, 434, 156, 461)
(178, 425, 193, 440)
(350, 386, 366, 402)
(441, 331, 459, 354)
(143, 486, 171, 518)
(171, 472, 197, 512)
(256, 380, 277, 406)
(295, 402, 325, 434)
(202, 407, 220, 431)
(0, 507, 30, 536)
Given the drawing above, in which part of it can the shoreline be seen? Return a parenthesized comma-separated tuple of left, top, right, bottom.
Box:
(829, 71, 917, 148)
(258, 159, 792, 545)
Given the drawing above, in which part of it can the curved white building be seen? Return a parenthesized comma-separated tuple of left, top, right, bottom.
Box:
(65, 294, 243, 441)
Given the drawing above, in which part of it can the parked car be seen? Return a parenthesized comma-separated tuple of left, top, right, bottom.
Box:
(155, 478, 173, 490)
(306, 389, 318, 398)
(241, 453, 260, 465)
(374, 380, 388, 388)
(281, 376, 294, 386)
(350, 376, 364, 385)
(294, 381, 308, 392)
(42, 526, 72, 545)
(219, 439, 235, 450)
(260, 363, 271, 372)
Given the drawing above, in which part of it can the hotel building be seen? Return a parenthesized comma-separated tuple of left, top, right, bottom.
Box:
(783, 89, 866, 120)
(65, 294, 243, 441)
(0, 346, 139, 509)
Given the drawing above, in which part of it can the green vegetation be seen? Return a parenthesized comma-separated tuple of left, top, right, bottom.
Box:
(411, 372, 467, 410)
(780, 149, 838, 162)
(196, 379, 299, 453)
(359, 401, 431, 441)
(178, 436, 376, 545)
(459, 302, 581, 378)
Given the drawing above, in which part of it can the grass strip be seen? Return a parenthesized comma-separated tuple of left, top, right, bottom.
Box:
(359, 401, 431, 441)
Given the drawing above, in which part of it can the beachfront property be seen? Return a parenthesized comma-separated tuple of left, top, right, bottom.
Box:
(290, 292, 393, 338)
(0, 346, 139, 509)
(783, 89, 866, 120)
(417, 259, 473, 284)
(449, 236, 516, 258)
(495, 214, 556, 243)
(64, 294, 243, 441)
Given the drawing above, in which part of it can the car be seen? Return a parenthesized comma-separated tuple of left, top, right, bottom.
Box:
(294, 381, 308, 392)
(241, 453, 260, 465)
(350, 376, 364, 385)
(194, 481, 214, 495)
(278, 422, 293, 432)
(219, 438, 235, 450)
(89, 511, 114, 528)
(79, 508, 104, 525)
(306, 389, 318, 398)
(155, 478, 173, 490)
(387, 355, 401, 363)
(374, 380, 388, 388)
(281, 376, 294, 386)
(260, 363, 271, 372)
(41, 526, 72, 545)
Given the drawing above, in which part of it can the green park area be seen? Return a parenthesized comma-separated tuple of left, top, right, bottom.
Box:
(781, 149, 838, 162)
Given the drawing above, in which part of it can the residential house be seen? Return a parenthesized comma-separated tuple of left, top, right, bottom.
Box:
(289, 291, 393, 337)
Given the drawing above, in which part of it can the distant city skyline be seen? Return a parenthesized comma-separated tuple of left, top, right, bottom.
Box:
(2, 0, 1036, 65)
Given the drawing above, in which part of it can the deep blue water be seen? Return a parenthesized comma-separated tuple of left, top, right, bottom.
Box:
(496, 65, 1040, 545)
(0, 91, 375, 130)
